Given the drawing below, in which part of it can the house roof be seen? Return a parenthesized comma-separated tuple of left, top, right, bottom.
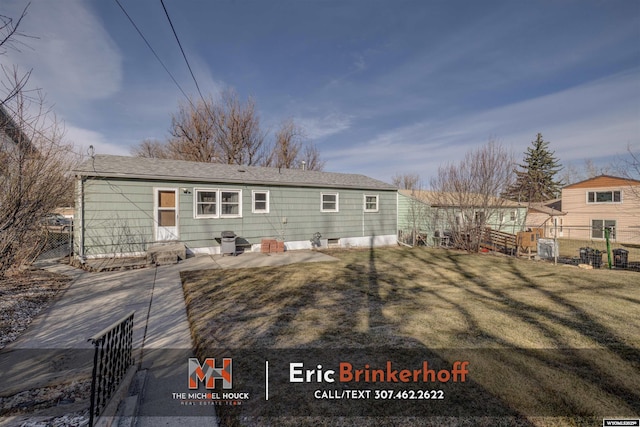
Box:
(0, 104, 36, 153)
(399, 189, 525, 208)
(74, 154, 397, 191)
(528, 199, 565, 216)
(563, 174, 640, 189)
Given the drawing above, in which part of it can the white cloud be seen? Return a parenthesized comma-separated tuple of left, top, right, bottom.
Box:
(64, 125, 129, 157)
(325, 70, 639, 183)
(179, 52, 226, 100)
(4, 1, 123, 104)
(296, 112, 353, 140)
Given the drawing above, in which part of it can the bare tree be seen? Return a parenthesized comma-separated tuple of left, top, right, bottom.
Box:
(130, 138, 168, 159)
(391, 172, 421, 190)
(212, 89, 265, 165)
(263, 118, 326, 171)
(0, 72, 78, 276)
(0, 5, 29, 54)
(560, 158, 614, 186)
(429, 140, 515, 252)
(132, 90, 326, 170)
(621, 144, 640, 180)
(614, 144, 640, 201)
(264, 117, 306, 169)
(264, 118, 302, 168)
(131, 90, 267, 165)
(0, 5, 79, 275)
(167, 96, 217, 162)
(301, 142, 325, 171)
(1, 4, 32, 106)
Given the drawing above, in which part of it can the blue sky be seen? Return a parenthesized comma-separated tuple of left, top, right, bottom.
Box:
(3, 0, 639, 183)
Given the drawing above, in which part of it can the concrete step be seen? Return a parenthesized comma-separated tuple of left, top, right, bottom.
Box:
(146, 243, 187, 265)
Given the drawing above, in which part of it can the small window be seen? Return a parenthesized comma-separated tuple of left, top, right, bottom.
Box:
(364, 195, 378, 212)
(252, 190, 269, 213)
(321, 193, 339, 212)
(510, 210, 517, 221)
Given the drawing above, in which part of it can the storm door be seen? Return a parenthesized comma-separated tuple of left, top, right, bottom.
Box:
(155, 188, 179, 241)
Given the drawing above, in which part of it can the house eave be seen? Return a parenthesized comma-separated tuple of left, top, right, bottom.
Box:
(74, 171, 397, 191)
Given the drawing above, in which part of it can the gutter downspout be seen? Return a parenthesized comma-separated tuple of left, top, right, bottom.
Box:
(78, 175, 86, 262)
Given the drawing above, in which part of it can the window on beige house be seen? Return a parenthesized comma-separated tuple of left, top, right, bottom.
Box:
(591, 219, 616, 239)
(587, 191, 621, 203)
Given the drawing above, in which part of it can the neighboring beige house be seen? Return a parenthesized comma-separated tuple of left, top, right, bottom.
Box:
(561, 175, 640, 244)
(525, 199, 565, 238)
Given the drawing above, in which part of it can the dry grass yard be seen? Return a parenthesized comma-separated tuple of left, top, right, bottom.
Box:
(181, 247, 640, 427)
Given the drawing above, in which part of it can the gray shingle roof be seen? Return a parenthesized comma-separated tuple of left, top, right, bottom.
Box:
(399, 189, 525, 208)
(0, 104, 36, 153)
(74, 155, 396, 191)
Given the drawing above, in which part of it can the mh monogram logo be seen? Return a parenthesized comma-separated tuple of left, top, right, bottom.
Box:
(188, 358, 232, 389)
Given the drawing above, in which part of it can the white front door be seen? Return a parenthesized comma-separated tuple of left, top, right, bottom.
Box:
(155, 188, 179, 241)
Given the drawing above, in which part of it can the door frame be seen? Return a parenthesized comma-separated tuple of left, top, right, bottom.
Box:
(153, 187, 179, 241)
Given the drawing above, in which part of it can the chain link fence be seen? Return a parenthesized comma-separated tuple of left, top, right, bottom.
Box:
(552, 226, 640, 270)
(35, 228, 73, 262)
(398, 225, 640, 271)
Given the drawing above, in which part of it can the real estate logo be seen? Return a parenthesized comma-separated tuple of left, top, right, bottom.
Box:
(171, 357, 249, 407)
(188, 357, 232, 389)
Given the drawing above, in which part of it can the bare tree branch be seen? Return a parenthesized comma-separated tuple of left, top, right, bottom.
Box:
(301, 142, 325, 171)
(391, 173, 421, 190)
(1, 70, 78, 275)
(0, 3, 32, 56)
(430, 140, 515, 252)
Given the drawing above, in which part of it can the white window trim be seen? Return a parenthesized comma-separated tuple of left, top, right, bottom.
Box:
(193, 188, 243, 219)
(363, 194, 379, 212)
(154, 187, 180, 240)
(586, 190, 623, 204)
(194, 188, 219, 219)
(321, 192, 339, 212)
(220, 189, 243, 218)
(252, 190, 270, 214)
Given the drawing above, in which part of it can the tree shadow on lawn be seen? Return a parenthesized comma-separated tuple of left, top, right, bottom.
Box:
(188, 246, 539, 426)
(438, 250, 640, 418)
(184, 247, 640, 425)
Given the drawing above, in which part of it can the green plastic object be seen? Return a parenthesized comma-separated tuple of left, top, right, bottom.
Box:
(605, 228, 612, 269)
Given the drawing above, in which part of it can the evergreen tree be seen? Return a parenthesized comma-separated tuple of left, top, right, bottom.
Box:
(503, 133, 562, 202)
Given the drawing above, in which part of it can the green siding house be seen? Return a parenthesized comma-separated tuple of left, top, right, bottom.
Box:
(398, 190, 527, 245)
(73, 155, 397, 259)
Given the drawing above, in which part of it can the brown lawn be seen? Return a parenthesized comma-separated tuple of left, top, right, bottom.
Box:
(181, 247, 640, 427)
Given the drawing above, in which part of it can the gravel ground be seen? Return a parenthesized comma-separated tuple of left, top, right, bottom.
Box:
(0, 270, 70, 350)
(0, 269, 91, 426)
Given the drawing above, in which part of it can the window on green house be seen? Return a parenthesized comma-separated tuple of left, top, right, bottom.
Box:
(194, 189, 242, 218)
(321, 193, 339, 212)
(221, 190, 241, 217)
(195, 189, 217, 218)
(252, 191, 269, 213)
(364, 195, 379, 212)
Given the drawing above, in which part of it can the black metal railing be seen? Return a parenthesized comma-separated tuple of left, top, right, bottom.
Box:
(88, 311, 135, 427)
